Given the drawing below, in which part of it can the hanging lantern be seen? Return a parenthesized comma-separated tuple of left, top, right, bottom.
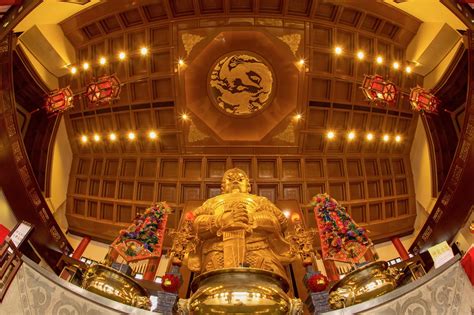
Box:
(44, 87, 74, 114)
(361, 74, 398, 106)
(409, 86, 440, 113)
(85, 74, 121, 106)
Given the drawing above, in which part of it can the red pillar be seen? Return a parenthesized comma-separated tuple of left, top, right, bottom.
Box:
(143, 257, 160, 281)
(72, 236, 91, 260)
(323, 259, 339, 282)
(391, 237, 409, 261)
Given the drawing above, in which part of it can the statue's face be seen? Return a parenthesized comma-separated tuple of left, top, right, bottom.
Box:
(221, 168, 250, 193)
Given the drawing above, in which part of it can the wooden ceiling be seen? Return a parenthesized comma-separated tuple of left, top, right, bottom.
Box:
(59, 0, 422, 244)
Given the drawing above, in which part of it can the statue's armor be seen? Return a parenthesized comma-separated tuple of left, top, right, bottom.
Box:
(187, 192, 293, 280)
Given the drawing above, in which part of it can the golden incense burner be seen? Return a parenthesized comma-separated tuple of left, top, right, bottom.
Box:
(81, 264, 151, 310)
(328, 261, 398, 309)
(179, 268, 302, 314)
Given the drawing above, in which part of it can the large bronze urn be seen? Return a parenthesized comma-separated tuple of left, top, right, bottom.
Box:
(328, 261, 399, 309)
(81, 264, 151, 310)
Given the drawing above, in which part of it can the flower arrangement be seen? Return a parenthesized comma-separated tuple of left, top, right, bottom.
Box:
(311, 193, 371, 263)
(117, 202, 170, 255)
(161, 273, 181, 293)
(305, 272, 329, 292)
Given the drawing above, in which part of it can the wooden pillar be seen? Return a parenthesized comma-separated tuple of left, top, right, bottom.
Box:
(391, 237, 409, 261)
(143, 257, 160, 281)
(322, 259, 339, 282)
(364, 247, 376, 262)
(71, 236, 91, 260)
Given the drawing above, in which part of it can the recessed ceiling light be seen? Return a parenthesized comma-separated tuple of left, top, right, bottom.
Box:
(140, 47, 148, 56)
(335, 46, 342, 55)
(99, 57, 107, 65)
(347, 131, 355, 140)
(405, 66, 412, 73)
(383, 134, 390, 142)
(148, 131, 157, 139)
(178, 59, 185, 66)
(93, 134, 100, 142)
(80, 135, 88, 143)
(395, 135, 402, 142)
(109, 133, 117, 141)
(393, 62, 400, 69)
(376, 56, 383, 64)
(71, 66, 77, 74)
(119, 52, 126, 60)
(366, 133, 374, 141)
(327, 131, 335, 139)
(128, 132, 136, 140)
(82, 62, 89, 70)
(356, 51, 364, 60)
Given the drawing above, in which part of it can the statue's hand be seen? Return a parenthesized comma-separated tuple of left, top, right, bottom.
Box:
(219, 207, 249, 231)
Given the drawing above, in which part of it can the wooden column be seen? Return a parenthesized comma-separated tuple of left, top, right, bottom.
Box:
(72, 236, 91, 260)
(391, 237, 409, 261)
(322, 259, 339, 282)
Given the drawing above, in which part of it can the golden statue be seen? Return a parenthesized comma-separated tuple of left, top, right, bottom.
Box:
(186, 168, 294, 280)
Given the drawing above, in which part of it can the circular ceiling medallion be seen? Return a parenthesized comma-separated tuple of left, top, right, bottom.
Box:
(208, 52, 275, 116)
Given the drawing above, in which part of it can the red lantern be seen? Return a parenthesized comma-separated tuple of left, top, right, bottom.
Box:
(361, 74, 398, 106)
(409, 87, 440, 113)
(44, 87, 74, 114)
(85, 74, 121, 106)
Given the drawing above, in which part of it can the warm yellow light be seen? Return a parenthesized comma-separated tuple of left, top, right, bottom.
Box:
(178, 59, 185, 66)
(109, 133, 117, 141)
(334, 46, 342, 55)
(148, 131, 157, 139)
(395, 135, 402, 143)
(393, 62, 400, 69)
(347, 131, 355, 141)
(356, 51, 365, 60)
(181, 113, 189, 120)
(119, 52, 126, 60)
(405, 66, 412, 73)
(327, 131, 335, 139)
(99, 57, 107, 65)
(80, 135, 88, 143)
(366, 133, 374, 141)
(127, 132, 136, 140)
(93, 134, 101, 142)
(71, 66, 77, 74)
(82, 62, 89, 70)
(383, 134, 390, 142)
(376, 56, 383, 64)
(298, 59, 305, 65)
(140, 47, 148, 56)
(294, 113, 302, 121)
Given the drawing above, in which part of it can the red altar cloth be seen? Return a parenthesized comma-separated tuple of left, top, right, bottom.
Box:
(0, 224, 10, 244)
(461, 246, 474, 286)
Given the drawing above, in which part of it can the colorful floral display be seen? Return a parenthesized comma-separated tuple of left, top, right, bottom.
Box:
(111, 202, 170, 262)
(311, 193, 371, 263)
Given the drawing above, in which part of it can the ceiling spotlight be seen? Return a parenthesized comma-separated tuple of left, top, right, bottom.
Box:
(376, 56, 383, 64)
(82, 62, 89, 70)
(334, 46, 342, 55)
(140, 47, 148, 56)
(70, 66, 77, 74)
(327, 131, 335, 139)
(298, 59, 305, 65)
(80, 135, 88, 143)
(109, 133, 117, 141)
(393, 62, 400, 70)
(93, 134, 101, 142)
(294, 113, 302, 121)
(347, 131, 355, 141)
(405, 66, 412, 73)
(181, 113, 189, 120)
(127, 132, 136, 140)
(99, 57, 107, 65)
(283, 210, 291, 219)
(356, 51, 365, 60)
(366, 133, 374, 141)
(383, 134, 390, 142)
(119, 51, 126, 60)
(148, 131, 157, 139)
(178, 59, 185, 66)
(395, 135, 402, 142)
